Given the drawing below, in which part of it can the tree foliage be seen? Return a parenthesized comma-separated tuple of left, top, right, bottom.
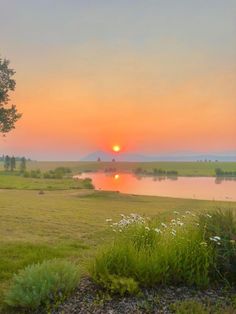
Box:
(0, 57, 21, 134)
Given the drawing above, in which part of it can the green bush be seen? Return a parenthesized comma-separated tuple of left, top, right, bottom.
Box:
(23, 169, 41, 178)
(5, 259, 80, 310)
(91, 213, 214, 293)
(198, 209, 236, 283)
(82, 177, 94, 189)
(97, 274, 139, 296)
(170, 300, 209, 314)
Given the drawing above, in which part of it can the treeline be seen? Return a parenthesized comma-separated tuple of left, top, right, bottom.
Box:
(215, 168, 236, 177)
(2, 155, 27, 172)
(0, 155, 31, 162)
(24, 167, 72, 179)
(134, 167, 178, 176)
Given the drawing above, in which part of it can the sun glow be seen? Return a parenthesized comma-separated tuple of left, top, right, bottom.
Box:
(112, 145, 121, 152)
(114, 174, 120, 180)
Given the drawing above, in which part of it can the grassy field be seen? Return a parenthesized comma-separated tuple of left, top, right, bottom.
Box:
(1, 187, 236, 311)
(0, 174, 91, 190)
(1, 161, 236, 176)
(17, 161, 236, 176)
(0, 163, 236, 312)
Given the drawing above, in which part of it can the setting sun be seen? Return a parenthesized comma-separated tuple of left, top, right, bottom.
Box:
(112, 145, 121, 152)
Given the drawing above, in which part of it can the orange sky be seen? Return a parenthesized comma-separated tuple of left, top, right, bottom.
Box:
(0, 1, 235, 160)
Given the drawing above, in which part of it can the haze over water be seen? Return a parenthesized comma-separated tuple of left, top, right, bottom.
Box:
(76, 172, 236, 202)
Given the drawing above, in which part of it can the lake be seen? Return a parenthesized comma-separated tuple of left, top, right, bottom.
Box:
(74, 172, 236, 201)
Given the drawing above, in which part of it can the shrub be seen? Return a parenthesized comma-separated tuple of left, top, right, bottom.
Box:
(198, 209, 236, 283)
(97, 274, 139, 296)
(91, 213, 214, 293)
(82, 177, 94, 189)
(5, 259, 80, 310)
(170, 300, 209, 314)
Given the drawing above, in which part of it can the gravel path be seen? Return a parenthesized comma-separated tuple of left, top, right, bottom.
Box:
(53, 278, 235, 314)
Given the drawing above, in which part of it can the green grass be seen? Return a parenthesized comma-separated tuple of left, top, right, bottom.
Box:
(1, 188, 236, 312)
(91, 214, 214, 290)
(1, 161, 236, 176)
(0, 174, 92, 190)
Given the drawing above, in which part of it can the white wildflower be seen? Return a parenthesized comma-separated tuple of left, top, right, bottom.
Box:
(174, 211, 179, 215)
(209, 237, 217, 242)
(154, 228, 162, 233)
(106, 218, 112, 222)
(161, 223, 167, 228)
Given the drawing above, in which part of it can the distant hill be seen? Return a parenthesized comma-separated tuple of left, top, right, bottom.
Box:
(80, 151, 236, 162)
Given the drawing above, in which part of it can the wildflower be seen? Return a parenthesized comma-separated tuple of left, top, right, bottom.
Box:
(174, 211, 179, 215)
(145, 226, 150, 231)
(154, 228, 162, 233)
(177, 221, 184, 226)
(209, 236, 221, 242)
(171, 219, 176, 223)
(182, 215, 186, 218)
(171, 231, 176, 236)
(119, 229, 122, 232)
(106, 218, 112, 222)
(185, 211, 191, 214)
(161, 223, 167, 228)
(200, 242, 207, 246)
(206, 214, 212, 218)
(171, 229, 176, 234)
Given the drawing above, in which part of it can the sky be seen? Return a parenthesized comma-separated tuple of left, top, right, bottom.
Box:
(0, 0, 235, 160)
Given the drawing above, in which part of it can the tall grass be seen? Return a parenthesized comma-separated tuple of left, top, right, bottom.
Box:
(91, 213, 214, 293)
(198, 209, 236, 283)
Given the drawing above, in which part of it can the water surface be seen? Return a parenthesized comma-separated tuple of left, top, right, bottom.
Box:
(75, 172, 236, 201)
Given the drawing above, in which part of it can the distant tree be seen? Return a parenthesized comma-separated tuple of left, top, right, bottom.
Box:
(0, 57, 21, 134)
(112, 158, 116, 162)
(97, 157, 101, 162)
(4, 155, 10, 171)
(10, 156, 16, 171)
(20, 157, 26, 173)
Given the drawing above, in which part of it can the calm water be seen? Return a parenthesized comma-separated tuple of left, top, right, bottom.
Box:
(74, 172, 236, 202)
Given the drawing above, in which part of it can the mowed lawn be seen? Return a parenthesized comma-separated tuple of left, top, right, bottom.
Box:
(1, 188, 236, 311)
